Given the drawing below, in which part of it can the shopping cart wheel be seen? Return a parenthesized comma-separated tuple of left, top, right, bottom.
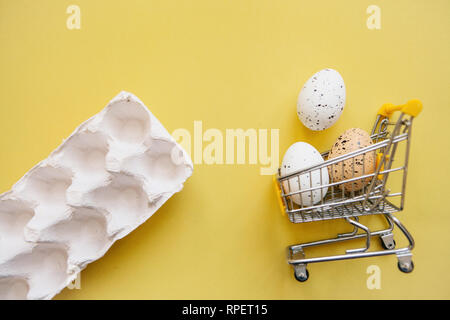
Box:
(397, 260, 414, 273)
(294, 267, 309, 282)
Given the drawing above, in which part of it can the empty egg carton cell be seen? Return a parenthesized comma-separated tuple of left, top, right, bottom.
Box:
(83, 172, 149, 236)
(122, 138, 191, 196)
(56, 130, 110, 176)
(36, 206, 112, 268)
(0, 196, 35, 262)
(0, 243, 69, 300)
(13, 165, 73, 233)
(53, 131, 111, 203)
(0, 276, 29, 300)
(101, 98, 151, 144)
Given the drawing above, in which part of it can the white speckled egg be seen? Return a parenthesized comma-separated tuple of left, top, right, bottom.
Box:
(280, 142, 329, 207)
(297, 68, 346, 131)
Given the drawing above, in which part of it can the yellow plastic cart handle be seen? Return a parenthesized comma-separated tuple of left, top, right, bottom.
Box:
(377, 99, 423, 118)
(375, 152, 390, 180)
(273, 175, 286, 216)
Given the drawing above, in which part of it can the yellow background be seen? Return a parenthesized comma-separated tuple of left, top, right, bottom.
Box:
(1, 0, 449, 299)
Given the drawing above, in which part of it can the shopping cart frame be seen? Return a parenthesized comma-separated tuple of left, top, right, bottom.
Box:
(274, 100, 422, 282)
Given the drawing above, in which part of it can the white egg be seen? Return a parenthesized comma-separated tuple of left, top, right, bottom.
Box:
(280, 142, 329, 207)
(297, 68, 346, 131)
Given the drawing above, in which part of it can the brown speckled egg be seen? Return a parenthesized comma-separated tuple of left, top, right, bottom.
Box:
(327, 128, 375, 192)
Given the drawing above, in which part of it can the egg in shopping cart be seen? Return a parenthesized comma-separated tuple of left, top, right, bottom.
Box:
(280, 142, 329, 207)
(327, 128, 376, 192)
(297, 68, 346, 131)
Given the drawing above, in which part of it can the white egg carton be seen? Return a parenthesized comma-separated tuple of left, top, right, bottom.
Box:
(0, 91, 193, 300)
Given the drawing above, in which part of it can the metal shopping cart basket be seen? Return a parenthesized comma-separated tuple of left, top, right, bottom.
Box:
(274, 100, 422, 282)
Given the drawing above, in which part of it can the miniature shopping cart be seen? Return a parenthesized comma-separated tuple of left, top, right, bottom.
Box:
(274, 100, 422, 282)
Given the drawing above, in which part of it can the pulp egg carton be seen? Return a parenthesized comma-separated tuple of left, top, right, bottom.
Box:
(0, 92, 193, 300)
